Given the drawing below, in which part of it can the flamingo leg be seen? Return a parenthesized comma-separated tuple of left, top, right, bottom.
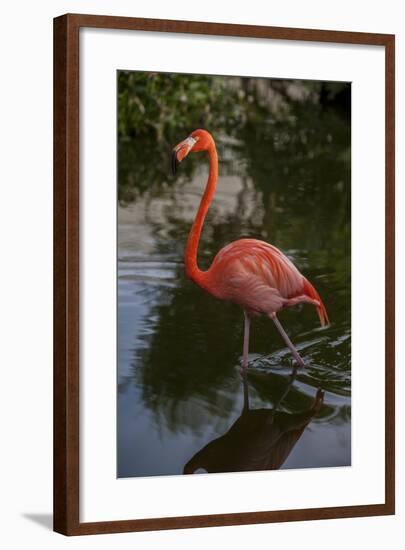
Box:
(241, 369, 250, 411)
(242, 311, 251, 369)
(270, 313, 305, 368)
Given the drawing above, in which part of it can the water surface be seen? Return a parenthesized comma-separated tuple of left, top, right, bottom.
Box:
(117, 118, 351, 477)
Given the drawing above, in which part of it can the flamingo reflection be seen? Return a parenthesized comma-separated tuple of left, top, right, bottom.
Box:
(183, 369, 324, 474)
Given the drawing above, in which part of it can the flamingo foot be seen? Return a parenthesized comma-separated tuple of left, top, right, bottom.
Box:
(293, 356, 305, 369)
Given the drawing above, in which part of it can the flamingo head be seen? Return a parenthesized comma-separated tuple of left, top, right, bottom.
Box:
(172, 129, 214, 175)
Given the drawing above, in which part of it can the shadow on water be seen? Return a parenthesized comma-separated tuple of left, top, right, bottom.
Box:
(117, 74, 351, 478)
(183, 368, 325, 474)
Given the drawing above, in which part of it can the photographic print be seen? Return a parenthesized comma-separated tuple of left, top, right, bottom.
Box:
(53, 15, 394, 534)
(117, 71, 351, 478)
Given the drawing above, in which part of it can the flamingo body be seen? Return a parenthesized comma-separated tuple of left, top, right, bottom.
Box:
(172, 129, 328, 368)
(199, 238, 327, 325)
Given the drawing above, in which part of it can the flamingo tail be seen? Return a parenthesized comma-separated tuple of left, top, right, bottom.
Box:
(302, 279, 329, 327)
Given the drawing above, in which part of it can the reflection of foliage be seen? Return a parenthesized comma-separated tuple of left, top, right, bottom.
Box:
(134, 269, 242, 433)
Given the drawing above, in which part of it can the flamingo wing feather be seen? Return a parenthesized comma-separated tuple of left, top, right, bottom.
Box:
(205, 239, 328, 326)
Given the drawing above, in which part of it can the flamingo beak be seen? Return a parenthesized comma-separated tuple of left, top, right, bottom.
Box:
(171, 136, 197, 175)
(171, 149, 179, 175)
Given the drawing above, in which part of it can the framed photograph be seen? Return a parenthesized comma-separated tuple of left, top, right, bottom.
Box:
(53, 13, 395, 535)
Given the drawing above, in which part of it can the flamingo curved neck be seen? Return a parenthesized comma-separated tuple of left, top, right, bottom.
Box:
(184, 144, 218, 285)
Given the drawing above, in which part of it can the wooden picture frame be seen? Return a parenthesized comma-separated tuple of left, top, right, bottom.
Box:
(54, 13, 395, 535)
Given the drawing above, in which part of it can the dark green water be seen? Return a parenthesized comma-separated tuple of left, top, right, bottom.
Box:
(117, 81, 351, 478)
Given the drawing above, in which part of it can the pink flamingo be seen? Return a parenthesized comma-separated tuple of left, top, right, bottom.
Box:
(172, 129, 329, 369)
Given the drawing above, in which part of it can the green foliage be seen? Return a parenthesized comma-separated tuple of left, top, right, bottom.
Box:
(118, 71, 242, 140)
